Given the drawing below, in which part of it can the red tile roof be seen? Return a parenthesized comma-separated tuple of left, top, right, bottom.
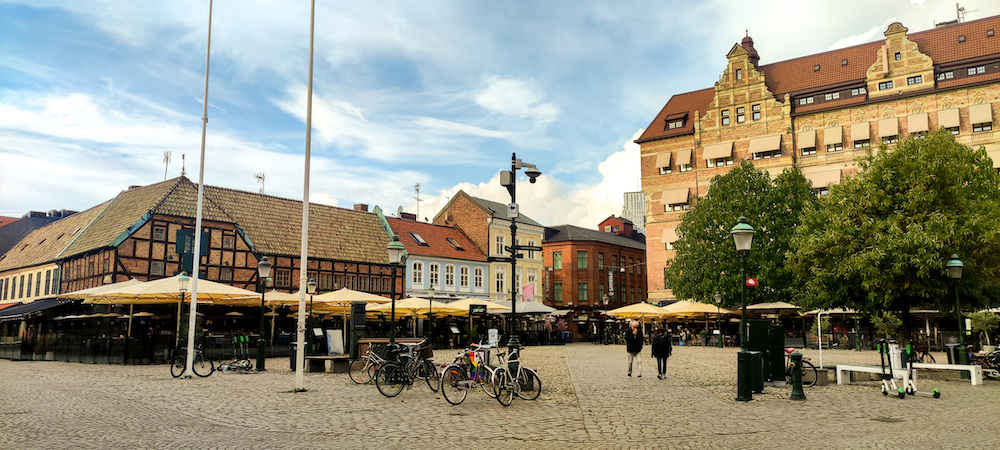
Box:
(636, 16, 1000, 144)
(386, 218, 487, 262)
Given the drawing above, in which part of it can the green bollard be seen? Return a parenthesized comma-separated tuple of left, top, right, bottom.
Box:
(790, 351, 806, 401)
(737, 350, 753, 402)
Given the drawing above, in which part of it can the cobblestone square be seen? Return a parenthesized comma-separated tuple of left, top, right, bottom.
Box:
(1, 343, 998, 449)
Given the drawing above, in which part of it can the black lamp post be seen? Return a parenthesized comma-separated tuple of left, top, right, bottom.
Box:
(499, 152, 542, 351)
(715, 291, 723, 348)
(947, 254, 968, 368)
(426, 286, 435, 347)
(176, 272, 190, 351)
(256, 256, 272, 371)
(387, 234, 406, 347)
(306, 277, 317, 354)
(731, 216, 755, 401)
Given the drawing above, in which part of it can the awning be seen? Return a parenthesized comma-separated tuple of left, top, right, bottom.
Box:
(749, 134, 782, 154)
(798, 130, 816, 149)
(805, 170, 842, 188)
(676, 148, 692, 166)
(938, 108, 960, 128)
(851, 122, 870, 141)
(988, 150, 1000, 169)
(703, 142, 733, 160)
(878, 118, 898, 137)
(0, 302, 20, 311)
(655, 152, 671, 168)
(823, 126, 842, 145)
(661, 188, 690, 205)
(0, 298, 78, 323)
(969, 103, 993, 124)
(660, 228, 678, 243)
(908, 113, 929, 133)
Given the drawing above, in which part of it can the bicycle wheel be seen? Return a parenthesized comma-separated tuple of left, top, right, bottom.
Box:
(515, 368, 541, 400)
(192, 355, 213, 377)
(170, 356, 185, 378)
(479, 366, 498, 398)
(421, 360, 440, 392)
(440, 365, 468, 405)
(800, 360, 817, 387)
(375, 362, 405, 398)
(349, 358, 372, 384)
(494, 368, 514, 407)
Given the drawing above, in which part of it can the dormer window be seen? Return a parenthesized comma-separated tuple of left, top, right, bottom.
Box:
(446, 237, 464, 250)
(667, 119, 684, 129)
(735, 68, 742, 80)
(409, 232, 428, 246)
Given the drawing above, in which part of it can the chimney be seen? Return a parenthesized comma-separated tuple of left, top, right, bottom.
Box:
(400, 212, 418, 221)
(353, 204, 369, 212)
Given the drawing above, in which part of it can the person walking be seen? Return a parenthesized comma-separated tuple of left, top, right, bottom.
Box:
(651, 328, 672, 379)
(625, 320, 644, 378)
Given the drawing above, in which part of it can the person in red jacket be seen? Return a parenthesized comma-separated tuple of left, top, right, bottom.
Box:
(625, 320, 644, 378)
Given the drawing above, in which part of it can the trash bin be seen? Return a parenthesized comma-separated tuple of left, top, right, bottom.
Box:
(562, 331, 570, 344)
(289, 343, 297, 370)
(945, 343, 959, 365)
(749, 351, 764, 393)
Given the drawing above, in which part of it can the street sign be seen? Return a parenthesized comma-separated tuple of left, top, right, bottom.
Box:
(516, 245, 543, 251)
(746, 278, 758, 287)
(508, 203, 518, 218)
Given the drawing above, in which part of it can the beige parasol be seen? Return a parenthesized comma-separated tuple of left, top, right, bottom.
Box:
(370, 297, 465, 317)
(607, 302, 671, 319)
(446, 298, 511, 315)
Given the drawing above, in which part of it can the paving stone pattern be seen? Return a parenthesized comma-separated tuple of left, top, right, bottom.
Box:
(1, 344, 997, 449)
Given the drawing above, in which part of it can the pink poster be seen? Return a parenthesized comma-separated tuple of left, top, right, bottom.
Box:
(521, 282, 535, 302)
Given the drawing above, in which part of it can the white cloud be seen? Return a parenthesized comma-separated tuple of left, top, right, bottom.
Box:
(475, 75, 560, 125)
(828, 17, 899, 50)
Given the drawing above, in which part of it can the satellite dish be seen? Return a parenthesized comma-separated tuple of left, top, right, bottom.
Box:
(397, 206, 404, 217)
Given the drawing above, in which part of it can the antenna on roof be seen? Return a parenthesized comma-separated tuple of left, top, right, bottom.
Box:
(413, 183, 422, 221)
(163, 151, 172, 181)
(180, 154, 186, 178)
(957, 3, 975, 22)
(254, 173, 265, 194)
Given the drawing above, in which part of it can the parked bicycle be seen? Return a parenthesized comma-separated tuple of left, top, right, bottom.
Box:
(783, 348, 817, 387)
(349, 343, 388, 384)
(492, 346, 542, 406)
(170, 344, 213, 378)
(906, 339, 935, 364)
(439, 342, 500, 405)
(969, 348, 1000, 379)
(373, 342, 439, 397)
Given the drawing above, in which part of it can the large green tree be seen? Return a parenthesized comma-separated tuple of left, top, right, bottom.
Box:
(664, 161, 817, 308)
(787, 129, 1000, 315)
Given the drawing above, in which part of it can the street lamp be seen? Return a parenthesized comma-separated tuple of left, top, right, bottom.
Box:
(947, 254, 968, 368)
(427, 286, 436, 347)
(306, 277, 317, 354)
(715, 291, 723, 348)
(256, 256, 272, 371)
(499, 152, 541, 351)
(601, 294, 610, 345)
(387, 234, 406, 347)
(176, 272, 190, 350)
(731, 215, 755, 402)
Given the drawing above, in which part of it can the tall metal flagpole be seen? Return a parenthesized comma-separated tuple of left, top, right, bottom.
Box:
(184, 0, 213, 378)
(294, 0, 316, 392)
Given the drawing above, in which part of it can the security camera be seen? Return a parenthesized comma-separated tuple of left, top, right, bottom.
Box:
(524, 167, 541, 183)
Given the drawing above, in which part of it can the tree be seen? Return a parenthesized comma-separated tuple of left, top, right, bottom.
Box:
(788, 129, 1000, 315)
(664, 161, 817, 308)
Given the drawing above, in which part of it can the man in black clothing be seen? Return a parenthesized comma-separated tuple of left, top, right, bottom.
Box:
(651, 328, 673, 379)
(625, 320, 643, 378)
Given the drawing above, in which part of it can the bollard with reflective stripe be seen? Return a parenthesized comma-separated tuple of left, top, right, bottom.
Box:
(790, 351, 806, 401)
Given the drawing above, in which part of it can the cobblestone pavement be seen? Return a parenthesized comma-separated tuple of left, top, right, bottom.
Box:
(1, 344, 997, 449)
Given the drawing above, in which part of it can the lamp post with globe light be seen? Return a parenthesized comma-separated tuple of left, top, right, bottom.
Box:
(731, 216, 755, 401)
(256, 256, 272, 371)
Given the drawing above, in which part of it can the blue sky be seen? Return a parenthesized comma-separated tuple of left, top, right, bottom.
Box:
(2, 0, 997, 228)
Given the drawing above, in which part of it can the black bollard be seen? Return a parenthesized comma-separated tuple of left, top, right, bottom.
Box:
(790, 351, 806, 401)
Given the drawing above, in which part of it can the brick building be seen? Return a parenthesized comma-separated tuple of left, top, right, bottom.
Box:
(637, 16, 1000, 302)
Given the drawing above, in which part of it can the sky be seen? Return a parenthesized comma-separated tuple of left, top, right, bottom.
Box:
(2, 0, 998, 229)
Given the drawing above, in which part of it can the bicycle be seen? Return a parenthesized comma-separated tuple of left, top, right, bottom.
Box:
(969, 348, 1000, 379)
(170, 344, 213, 378)
(906, 340, 935, 364)
(439, 343, 500, 405)
(349, 343, 388, 384)
(492, 346, 542, 406)
(373, 342, 439, 397)
(783, 348, 817, 387)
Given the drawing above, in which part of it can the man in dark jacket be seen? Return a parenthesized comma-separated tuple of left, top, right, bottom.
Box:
(625, 320, 643, 378)
(651, 328, 673, 379)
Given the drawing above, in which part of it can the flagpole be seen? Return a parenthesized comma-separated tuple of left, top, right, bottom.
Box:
(294, 0, 316, 392)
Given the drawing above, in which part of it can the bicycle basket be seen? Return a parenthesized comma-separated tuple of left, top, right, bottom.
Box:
(419, 344, 434, 359)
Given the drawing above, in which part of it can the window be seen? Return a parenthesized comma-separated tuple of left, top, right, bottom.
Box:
(25, 274, 32, 298)
(578, 283, 589, 302)
(721, 109, 730, 126)
(798, 96, 814, 105)
(554, 283, 563, 302)
(409, 232, 428, 246)
(824, 92, 840, 101)
(495, 269, 506, 295)
(851, 87, 867, 96)
(19, 275, 24, 298)
(968, 66, 985, 75)
(526, 240, 536, 259)
(659, 166, 671, 175)
(151, 261, 165, 276)
(446, 237, 463, 250)
(937, 71, 954, 80)
(959, 35, 966, 43)
(412, 261, 423, 284)
(319, 273, 332, 290)
(753, 150, 782, 159)
(474, 268, 484, 290)
(153, 226, 166, 241)
(275, 269, 291, 287)
(598, 253, 605, 270)
(854, 139, 871, 149)
(735, 68, 742, 80)
(429, 263, 440, 288)
(666, 202, 690, 212)
(801, 147, 817, 156)
(973, 122, 993, 132)
(460, 266, 469, 288)
(678, 163, 692, 172)
(706, 156, 734, 168)
(494, 235, 505, 255)
(445, 265, 455, 287)
(664, 241, 674, 251)
(882, 135, 898, 144)
(827, 143, 844, 152)
(818, 187, 830, 197)
(220, 267, 233, 281)
(752, 104, 761, 121)
(907, 75, 922, 85)
(88, 261, 94, 276)
(878, 81, 893, 90)
(553, 252, 562, 270)
(667, 119, 684, 129)
(577, 251, 588, 269)
(222, 235, 235, 249)
(894, 52, 901, 61)
(736, 107, 745, 123)
(44, 270, 51, 296)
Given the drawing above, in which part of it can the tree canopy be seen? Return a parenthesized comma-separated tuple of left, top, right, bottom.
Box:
(787, 129, 1000, 315)
(664, 161, 817, 308)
